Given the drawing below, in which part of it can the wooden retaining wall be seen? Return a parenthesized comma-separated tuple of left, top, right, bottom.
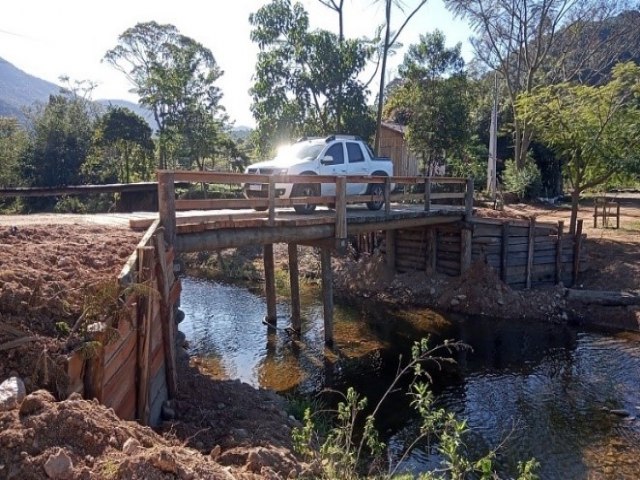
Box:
(63, 220, 181, 426)
(393, 218, 586, 288)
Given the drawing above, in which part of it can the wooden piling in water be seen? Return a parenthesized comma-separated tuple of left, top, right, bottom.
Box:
(263, 244, 277, 326)
(320, 247, 334, 345)
(288, 243, 301, 332)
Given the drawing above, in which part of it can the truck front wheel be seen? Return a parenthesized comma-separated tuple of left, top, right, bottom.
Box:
(292, 184, 319, 214)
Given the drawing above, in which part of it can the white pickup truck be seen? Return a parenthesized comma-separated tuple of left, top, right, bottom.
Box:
(244, 135, 394, 213)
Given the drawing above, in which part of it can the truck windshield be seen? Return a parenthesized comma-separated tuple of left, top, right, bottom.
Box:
(277, 142, 324, 161)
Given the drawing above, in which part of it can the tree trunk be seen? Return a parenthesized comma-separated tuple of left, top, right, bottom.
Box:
(570, 189, 580, 235)
(373, 0, 392, 155)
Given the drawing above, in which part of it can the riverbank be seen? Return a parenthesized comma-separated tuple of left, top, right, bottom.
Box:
(183, 202, 640, 332)
(0, 224, 312, 479)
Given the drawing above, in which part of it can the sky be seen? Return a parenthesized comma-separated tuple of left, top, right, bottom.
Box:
(0, 0, 473, 127)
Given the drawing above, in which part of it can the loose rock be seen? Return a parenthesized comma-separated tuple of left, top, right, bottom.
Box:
(44, 450, 73, 479)
(0, 376, 26, 411)
(20, 389, 56, 416)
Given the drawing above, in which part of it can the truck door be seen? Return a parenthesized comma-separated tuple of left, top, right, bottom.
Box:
(319, 142, 346, 196)
(346, 142, 368, 195)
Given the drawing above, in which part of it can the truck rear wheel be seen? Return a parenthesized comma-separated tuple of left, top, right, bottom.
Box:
(366, 183, 385, 210)
(292, 184, 318, 214)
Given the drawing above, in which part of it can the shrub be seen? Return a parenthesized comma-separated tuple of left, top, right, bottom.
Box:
(502, 159, 542, 200)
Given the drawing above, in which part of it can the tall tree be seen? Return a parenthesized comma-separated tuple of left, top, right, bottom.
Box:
(104, 22, 225, 169)
(373, 0, 428, 154)
(518, 62, 640, 233)
(84, 106, 154, 183)
(249, 0, 374, 154)
(385, 31, 472, 174)
(21, 92, 96, 189)
(0, 117, 27, 187)
(444, 0, 634, 169)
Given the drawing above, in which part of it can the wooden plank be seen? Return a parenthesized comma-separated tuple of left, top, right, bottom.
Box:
(157, 172, 176, 248)
(154, 233, 178, 398)
(320, 247, 334, 346)
(461, 228, 472, 273)
(264, 244, 277, 325)
(555, 221, 564, 284)
(335, 176, 347, 251)
(103, 329, 137, 384)
(525, 218, 536, 289)
(501, 223, 510, 282)
(464, 178, 474, 220)
(168, 280, 182, 306)
(288, 244, 301, 332)
(386, 230, 396, 270)
(424, 178, 431, 212)
(136, 246, 153, 425)
(427, 228, 437, 271)
(268, 177, 276, 225)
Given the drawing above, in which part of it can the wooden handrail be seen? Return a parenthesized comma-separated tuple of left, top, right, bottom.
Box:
(157, 170, 474, 246)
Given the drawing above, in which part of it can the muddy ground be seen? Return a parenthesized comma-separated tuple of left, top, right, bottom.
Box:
(0, 197, 638, 479)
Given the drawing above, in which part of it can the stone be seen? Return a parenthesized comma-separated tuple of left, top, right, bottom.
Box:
(122, 438, 142, 455)
(0, 377, 26, 411)
(149, 450, 178, 474)
(175, 309, 186, 323)
(210, 445, 221, 459)
(450, 298, 460, 306)
(44, 450, 73, 479)
(429, 287, 436, 295)
(68, 393, 82, 401)
(19, 390, 55, 416)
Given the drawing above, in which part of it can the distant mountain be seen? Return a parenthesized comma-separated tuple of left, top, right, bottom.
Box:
(0, 56, 155, 128)
(0, 57, 59, 118)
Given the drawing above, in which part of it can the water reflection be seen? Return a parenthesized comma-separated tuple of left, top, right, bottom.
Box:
(180, 277, 640, 479)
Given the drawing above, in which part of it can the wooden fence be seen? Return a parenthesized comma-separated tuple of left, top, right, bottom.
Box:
(393, 218, 586, 288)
(64, 220, 180, 425)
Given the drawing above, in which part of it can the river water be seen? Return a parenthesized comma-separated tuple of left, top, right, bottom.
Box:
(180, 277, 640, 479)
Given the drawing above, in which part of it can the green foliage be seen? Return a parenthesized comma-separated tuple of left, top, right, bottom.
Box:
(385, 31, 472, 175)
(83, 106, 154, 184)
(249, 0, 374, 155)
(0, 117, 27, 187)
(502, 159, 542, 200)
(517, 61, 640, 230)
(54, 195, 88, 214)
(292, 337, 538, 479)
(21, 92, 96, 192)
(105, 21, 227, 169)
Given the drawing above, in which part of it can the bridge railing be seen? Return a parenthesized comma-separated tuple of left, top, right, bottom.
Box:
(157, 170, 472, 247)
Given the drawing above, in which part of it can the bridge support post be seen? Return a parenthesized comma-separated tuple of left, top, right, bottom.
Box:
(320, 247, 334, 346)
(158, 172, 176, 247)
(288, 243, 301, 333)
(386, 229, 396, 270)
(263, 244, 277, 327)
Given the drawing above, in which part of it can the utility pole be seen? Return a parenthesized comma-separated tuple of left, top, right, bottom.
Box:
(487, 72, 498, 201)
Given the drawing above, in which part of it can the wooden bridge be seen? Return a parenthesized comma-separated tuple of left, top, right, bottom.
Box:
(155, 171, 473, 345)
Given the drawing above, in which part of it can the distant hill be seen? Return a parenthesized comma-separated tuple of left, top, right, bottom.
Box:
(95, 99, 156, 130)
(0, 57, 59, 118)
(0, 56, 155, 127)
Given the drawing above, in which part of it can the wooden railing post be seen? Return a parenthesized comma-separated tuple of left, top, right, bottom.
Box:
(268, 176, 276, 226)
(464, 177, 474, 221)
(335, 176, 347, 252)
(384, 176, 391, 216)
(424, 177, 431, 212)
(157, 171, 176, 248)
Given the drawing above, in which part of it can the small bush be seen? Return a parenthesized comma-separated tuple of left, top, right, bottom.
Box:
(502, 159, 542, 200)
(54, 195, 87, 213)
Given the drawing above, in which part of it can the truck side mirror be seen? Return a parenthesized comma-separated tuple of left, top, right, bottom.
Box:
(320, 155, 334, 165)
